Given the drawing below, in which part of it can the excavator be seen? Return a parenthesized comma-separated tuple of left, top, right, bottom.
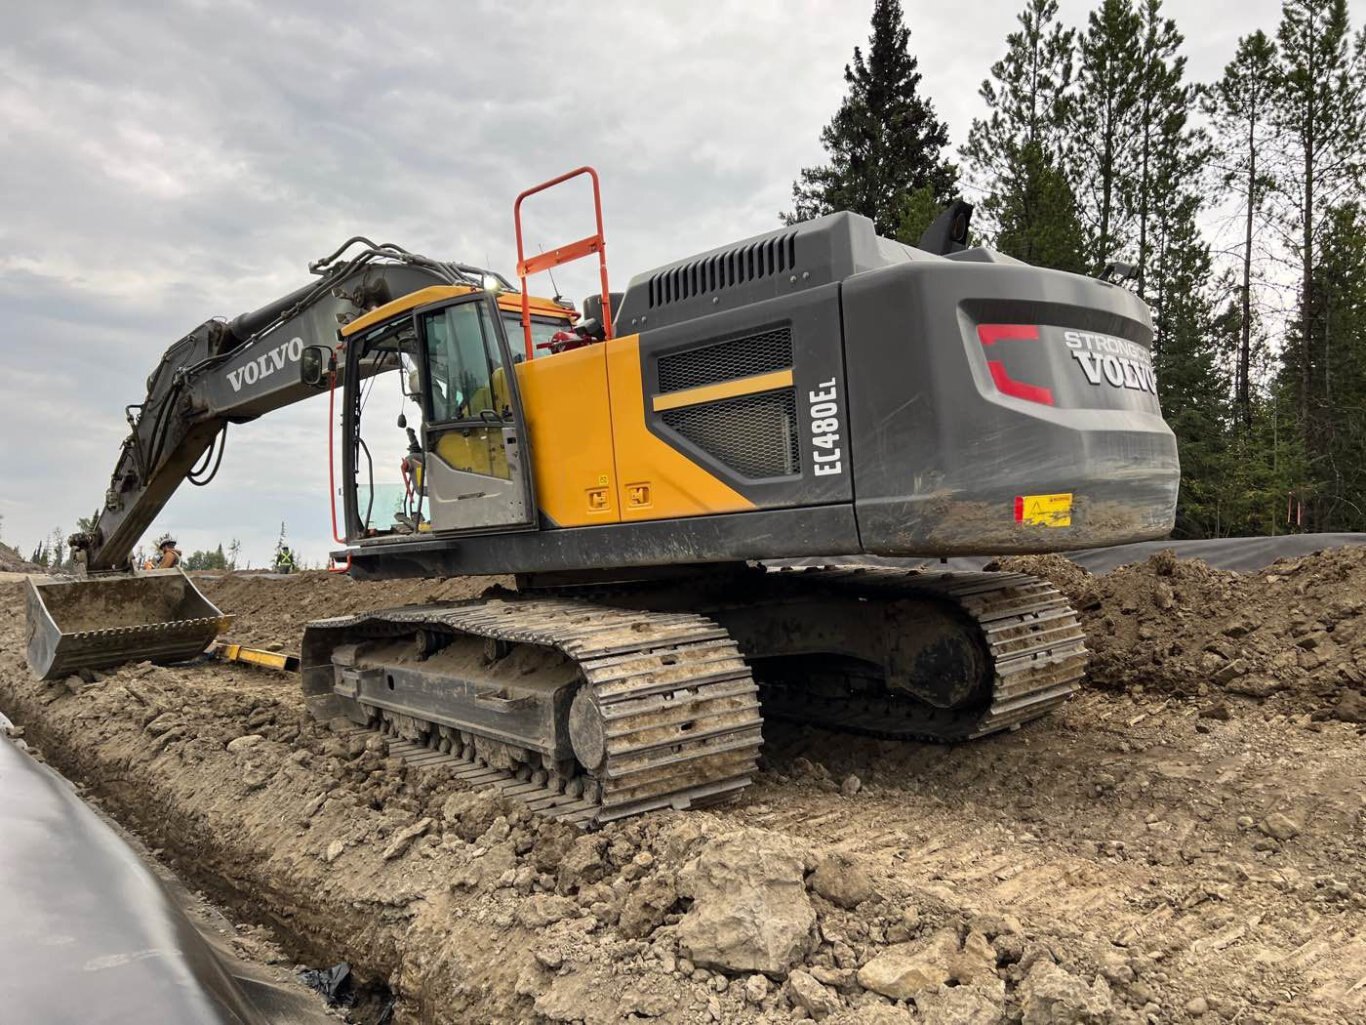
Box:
(25, 168, 1179, 826)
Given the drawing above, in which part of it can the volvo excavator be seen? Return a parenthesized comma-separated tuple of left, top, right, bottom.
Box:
(26, 168, 1179, 827)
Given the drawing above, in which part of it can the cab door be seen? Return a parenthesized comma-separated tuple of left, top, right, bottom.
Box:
(415, 294, 536, 532)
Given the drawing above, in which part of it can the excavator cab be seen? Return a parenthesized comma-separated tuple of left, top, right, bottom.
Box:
(337, 287, 575, 540)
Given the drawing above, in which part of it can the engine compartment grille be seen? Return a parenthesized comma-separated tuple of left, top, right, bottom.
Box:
(657, 327, 793, 394)
(661, 390, 800, 480)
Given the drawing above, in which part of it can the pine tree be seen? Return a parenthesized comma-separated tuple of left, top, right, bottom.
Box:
(963, 0, 1084, 271)
(991, 141, 1087, 271)
(1285, 202, 1366, 529)
(1205, 31, 1279, 430)
(1270, 0, 1365, 436)
(786, 0, 957, 236)
(1073, 0, 1143, 273)
(1149, 195, 1231, 535)
(1132, 0, 1202, 299)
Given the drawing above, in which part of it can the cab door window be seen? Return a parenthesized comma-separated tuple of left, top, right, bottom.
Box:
(419, 300, 513, 482)
(423, 301, 493, 423)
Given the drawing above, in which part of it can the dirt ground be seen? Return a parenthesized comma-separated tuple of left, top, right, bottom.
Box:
(2, 551, 1366, 1025)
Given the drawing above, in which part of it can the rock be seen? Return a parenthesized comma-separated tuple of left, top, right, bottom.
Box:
(1225, 676, 1284, 699)
(440, 789, 507, 842)
(226, 733, 264, 753)
(743, 974, 769, 1005)
(789, 969, 841, 1019)
(841, 774, 863, 797)
(382, 817, 432, 860)
(1199, 702, 1231, 721)
(1019, 960, 1113, 1025)
(953, 930, 998, 984)
(618, 872, 677, 939)
(535, 948, 564, 970)
(1258, 812, 1300, 841)
(810, 965, 856, 988)
(557, 835, 609, 892)
(992, 932, 1025, 966)
(916, 978, 1007, 1025)
(1213, 658, 1249, 683)
(676, 831, 816, 976)
(323, 840, 345, 863)
(622, 851, 655, 881)
(1185, 996, 1209, 1017)
(1332, 689, 1366, 724)
(514, 963, 544, 999)
(810, 852, 875, 909)
(856, 929, 959, 999)
(879, 912, 923, 945)
(534, 971, 609, 1024)
(516, 894, 576, 929)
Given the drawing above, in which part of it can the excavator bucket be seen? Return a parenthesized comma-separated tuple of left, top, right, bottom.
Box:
(25, 569, 234, 681)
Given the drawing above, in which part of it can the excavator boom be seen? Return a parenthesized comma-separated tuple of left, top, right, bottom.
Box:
(28, 242, 508, 680)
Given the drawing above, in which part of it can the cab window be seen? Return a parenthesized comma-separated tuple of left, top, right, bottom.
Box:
(422, 302, 492, 422)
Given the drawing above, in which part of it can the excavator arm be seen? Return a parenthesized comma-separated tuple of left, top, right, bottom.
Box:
(75, 243, 501, 573)
(27, 242, 508, 681)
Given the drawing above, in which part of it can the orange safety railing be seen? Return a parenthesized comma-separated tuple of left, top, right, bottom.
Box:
(513, 166, 613, 360)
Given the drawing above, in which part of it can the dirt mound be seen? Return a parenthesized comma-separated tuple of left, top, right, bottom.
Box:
(0, 542, 40, 573)
(992, 553, 1101, 610)
(1074, 547, 1366, 724)
(197, 571, 505, 648)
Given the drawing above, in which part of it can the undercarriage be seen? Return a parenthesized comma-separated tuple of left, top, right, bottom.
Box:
(300, 566, 1086, 826)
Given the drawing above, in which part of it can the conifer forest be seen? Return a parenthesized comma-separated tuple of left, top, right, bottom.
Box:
(789, 0, 1366, 538)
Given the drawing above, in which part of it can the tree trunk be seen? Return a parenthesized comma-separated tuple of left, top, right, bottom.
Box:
(1239, 103, 1255, 430)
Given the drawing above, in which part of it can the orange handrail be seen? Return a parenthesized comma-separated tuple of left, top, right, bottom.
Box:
(513, 166, 613, 360)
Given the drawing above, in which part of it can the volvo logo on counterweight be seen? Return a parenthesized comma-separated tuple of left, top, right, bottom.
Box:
(226, 337, 306, 392)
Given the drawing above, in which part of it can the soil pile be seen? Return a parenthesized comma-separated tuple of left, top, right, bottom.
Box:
(0, 541, 40, 573)
(1067, 547, 1366, 725)
(197, 571, 505, 648)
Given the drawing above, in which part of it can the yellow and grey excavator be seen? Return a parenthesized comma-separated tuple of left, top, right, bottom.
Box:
(26, 168, 1179, 826)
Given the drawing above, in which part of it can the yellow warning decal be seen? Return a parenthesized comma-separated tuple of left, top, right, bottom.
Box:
(1014, 492, 1073, 527)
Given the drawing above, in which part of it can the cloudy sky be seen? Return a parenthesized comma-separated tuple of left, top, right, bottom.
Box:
(1, 0, 1289, 567)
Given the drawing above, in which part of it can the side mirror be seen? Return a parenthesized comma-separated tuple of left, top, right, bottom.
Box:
(300, 345, 331, 388)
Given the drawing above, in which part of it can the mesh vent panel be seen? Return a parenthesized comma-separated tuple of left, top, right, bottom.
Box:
(661, 390, 800, 479)
(657, 327, 793, 394)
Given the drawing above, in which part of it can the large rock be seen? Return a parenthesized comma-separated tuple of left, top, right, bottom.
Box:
(1019, 961, 1114, 1025)
(676, 831, 816, 976)
(810, 852, 875, 909)
(856, 930, 960, 998)
(916, 979, 1007, 1025)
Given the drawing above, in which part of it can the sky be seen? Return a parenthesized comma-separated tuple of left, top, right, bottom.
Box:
(0, 0, 1293, 567)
